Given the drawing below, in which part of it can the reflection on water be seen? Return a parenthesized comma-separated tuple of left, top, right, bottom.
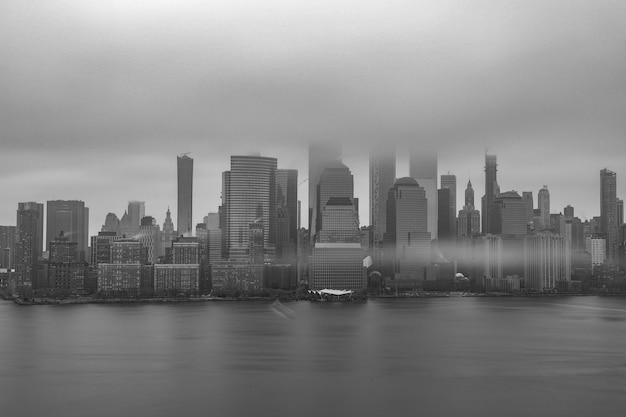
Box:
(1, 297, 626, 416)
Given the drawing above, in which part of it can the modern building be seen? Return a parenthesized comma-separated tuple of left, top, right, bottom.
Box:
(48, 232, 85, 293)
(276, 169, 298, 261)
(600, 169, 618, 265)
(138, 216, 161, 264)
(222, 154, 277, 263)
(315, 161, 355, 240)
(318, 198, 361, 244)
(90, 232, 120, 265)
(369, 146, 396, 258)
(15, 202, 44, 291)
(385, 178, 430, 286)
(0, 226, 16, 269)
(585, 236, 606, 266)
(308, 142, 342, 237)
(101, 213, 120, 234)
(441, 174, 457, 238)
(490, 191, 527, 237)
(482, 154, 500, 235)
(311, 243, 366, 290)
(46, 200, 89, 262)
(410, 148, 437, 240)
(538, 186, 550, 231)
(126, 201, 146, 237)
(522, 192, 534, 227)
(177, 153, 194, 237)
(524, 232, 571, 291)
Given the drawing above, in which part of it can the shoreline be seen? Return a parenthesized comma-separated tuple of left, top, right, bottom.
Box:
(5, 291, 623, 306)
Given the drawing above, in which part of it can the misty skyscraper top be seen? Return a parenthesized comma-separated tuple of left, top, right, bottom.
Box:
(177, 154, 194, 237)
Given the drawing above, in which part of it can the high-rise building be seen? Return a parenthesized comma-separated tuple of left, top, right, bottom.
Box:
(222, 155, 277, 262)
(457, 180, 480, 238)
(490, 191, 527, 237)
(522, 192, 534, 227)
(318, 198, 360, 244)
(369, 146, 396, 256)
(617, 199, 624, 227)
(308, 142, 341, 235)
(538, 186, 550, 231)
(438, 188, 452, 240)
(15, 202, 44, 290)
(315, 161, 354, 241)
(385, 178, 430, 286)
(524, 232, 571, 291)
(177, 154, 194, 237)
(441, 174, 457, 238)
(410, 148, 437, 240)
(48, 232, 85, 293)
(0, 226, 16, 269)
(600, 169, 618, 265)
(98, 239, 151, 296)
(276, 169, 298, 260)
(121, 201, 145, 238)
(46, 200, 89, 262)
(585, 236, 606, 266)
(138, 216, 161, 264)
(482, 154, 500, 235)
(101, 213, 120, 234)
(161, 208, 176, 258)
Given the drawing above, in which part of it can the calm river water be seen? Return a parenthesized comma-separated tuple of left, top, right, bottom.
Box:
(1, 296, 626, 416)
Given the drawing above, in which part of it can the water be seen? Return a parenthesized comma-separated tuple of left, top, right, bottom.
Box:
(1, 297, 626, 416)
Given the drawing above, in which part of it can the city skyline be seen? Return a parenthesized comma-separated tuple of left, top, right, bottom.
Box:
(1, 1, 625, 239)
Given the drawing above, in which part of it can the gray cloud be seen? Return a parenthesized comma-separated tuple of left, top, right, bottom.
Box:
(1, 0, 625, 233)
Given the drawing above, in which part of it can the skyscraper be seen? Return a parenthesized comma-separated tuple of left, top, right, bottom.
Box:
(441, 174, 457, 238)
(457, 180, 480, 238)
(0, 226, 16, 269)
(123, 201, 146, 238)
(385, 178, 430, 286)
(600, 168, 618, 265)
(538, 186, 550, 231)
(482, 154, 500, 235)
(177, 154, 194, 237)
(315, 161, 354, 241)
(522, 192, 534, 226)
(15, 202, 44, 290)
(308, 142, 341, 235)
(490, 191, 527, 237)
(46, 200, 89, 262)
(276, 169, 298, 256)
(369, 145, 396, 256)
(222, 155, 277, 262)
(410, 147, 437, 240)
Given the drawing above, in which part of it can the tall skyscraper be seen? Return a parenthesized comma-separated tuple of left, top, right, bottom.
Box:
(538, 186, 550, 231)
(161, 208, 176, 258)
(222, 155, 277, 262)
(15, 202, 44, 290)
(490, 191, 527, 237)
(311, 197, 364, 291)
(46, 200, 89, 262)
(123, 201, 146, 238)
(385, 178, 430, 286)
(441, 174, 457, 238)
(308, 142, 341, 238)
(522, 192, 534, 226)
(600, 168, 618, 265)
(617, 199, 624, 227)
(315, 161, 354, 241)
(457, 180, 480, 238)
(369, 145, 396, 256)
(482, 154, 500, 235)
(524, 232, 571, 291)
(177, 153, 194, 237)
(0, 226, 16, 269)
(410, 147, 437, 240)
(276, 169, 298, 255)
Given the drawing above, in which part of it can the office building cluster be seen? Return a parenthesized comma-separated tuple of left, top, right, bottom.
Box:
(1, 146, 625, 298)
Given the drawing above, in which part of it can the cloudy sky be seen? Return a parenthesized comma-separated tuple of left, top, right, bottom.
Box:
(1, 0, 625, 237)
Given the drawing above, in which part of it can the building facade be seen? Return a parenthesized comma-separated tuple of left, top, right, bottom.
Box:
(177, 154, 194, 237)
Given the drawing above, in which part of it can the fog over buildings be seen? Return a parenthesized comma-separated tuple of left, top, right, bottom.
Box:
(1, 0, 626, 235)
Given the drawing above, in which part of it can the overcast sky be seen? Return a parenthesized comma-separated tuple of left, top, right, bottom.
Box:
(1, 0, 625, 238)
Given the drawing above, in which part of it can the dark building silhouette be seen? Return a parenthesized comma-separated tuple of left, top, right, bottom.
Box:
(482, 154, 500, 234)
(177, 154, 194, 237)
(600, 168, 618, 265)
(46, 200, 89, 262)
(15, 202, 44, 291)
